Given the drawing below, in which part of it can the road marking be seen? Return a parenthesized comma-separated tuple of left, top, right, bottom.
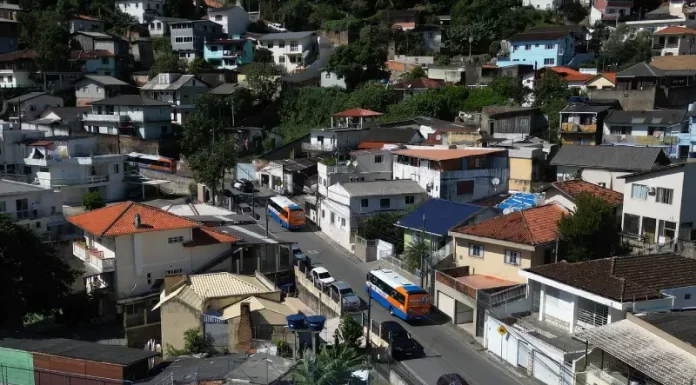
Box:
(306, 250, 319, 255)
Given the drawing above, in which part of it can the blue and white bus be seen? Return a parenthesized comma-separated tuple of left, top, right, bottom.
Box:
(366, 269, 430, 320)
(267, 196, 306, 230)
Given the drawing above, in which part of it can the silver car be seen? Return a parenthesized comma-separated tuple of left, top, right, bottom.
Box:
(331, 281, 361, 309)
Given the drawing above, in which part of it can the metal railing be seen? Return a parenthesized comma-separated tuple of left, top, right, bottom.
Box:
(561, 122, 597, 133)
(301, 142, 337, 152)
(39, 174, 110, 187)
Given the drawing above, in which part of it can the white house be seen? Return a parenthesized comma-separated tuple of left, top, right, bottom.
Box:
(0, 122, 44, 175)
(147, 16, 186, 37)
(319, 180, 427, 250)
(140, 73, 208, 125)
(392, 146, 510, 203)
(82, 94, 173, 139)
(620, 161, 696, 246)
(0, 179, 65, 239)
(411, 25, 442, 52)
(207, 5, 249, 37)
(320, 71, 347, 89)
(258, 31, 317, 74)
(317, 149, 394, 197)
(69, 14, 105, 34)
(602, 109, 688, 147)
(523, 0, 563, 10)
(652, 26, 696, 56)
(115, 0, 164, 24)
(22, 106, 91, 137)
(66, 201, 241, 297)
(22, 136, 128, 205)
(7, 92, 64, 122)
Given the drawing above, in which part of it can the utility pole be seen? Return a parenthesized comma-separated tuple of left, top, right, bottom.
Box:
(420, 214, 426, 289)
(265, 198, 269, 237)
(366, 286, 372, 357)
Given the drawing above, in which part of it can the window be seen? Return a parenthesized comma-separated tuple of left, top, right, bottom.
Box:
(325, 72, 331, 79)
(278, 56, 285, 63)
(656, 187, 673, 204)
(361, 199, 368, 208)
(146, 273, 152, 285)
(544, 58, 554, 65)
(380, 198, 390, 209)
(101, 57, 109, 64)
(35, 221, 40, 228)
(405, 195, 415, 204)
(168, 236, 184, 244)
(546, 43, 554, 49)
(112, 164, 120, 174)
(428, 32, 434, 38)
(469, 244, 483, 258)
(374, 155, 383, 163)
(341, 218, 346, 227)
(322, 209, 325, 218)
(279, 41, 285, 48)
(330, 212, 335, 224)
(166, 268, 183, 275)
(535, 43, 539, 47)
(525, 44, 531, 50)
(609, 125, 632, 135)
(631, 184, 648, 200)
(456, 180, 474, 195)
(215, 15, 222, 21)
(0, 201, 5, 212)
(290, 41, 299, 51)
(686, 293, 692, 300)
(266, 41, 273, 48)
(161, 125, 168, 135)
(504, 250, 521, 265)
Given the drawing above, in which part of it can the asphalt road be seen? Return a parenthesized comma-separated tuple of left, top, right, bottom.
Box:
(250, 204, 529, 385)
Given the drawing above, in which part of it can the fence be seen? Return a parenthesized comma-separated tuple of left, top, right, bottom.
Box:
(0, 364, 129, 385)
(294, 262, 361, 316)
(368, 343, 427, 385)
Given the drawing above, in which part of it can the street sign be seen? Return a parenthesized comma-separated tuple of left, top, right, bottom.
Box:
(497, 325, 508, 336)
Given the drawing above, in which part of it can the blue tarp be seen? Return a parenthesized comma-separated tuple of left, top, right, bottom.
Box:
(496, 193, 543, 213)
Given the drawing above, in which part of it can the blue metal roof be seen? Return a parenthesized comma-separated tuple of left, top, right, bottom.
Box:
(395, 199, 483, 236)
(496, 193, 543, 213)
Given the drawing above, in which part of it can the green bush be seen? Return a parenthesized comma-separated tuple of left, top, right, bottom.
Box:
(82, 191, 105, 211)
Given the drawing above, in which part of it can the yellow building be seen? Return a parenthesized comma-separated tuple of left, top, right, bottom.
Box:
(583, 72, 616, 90)
(508, 147, 546, 192)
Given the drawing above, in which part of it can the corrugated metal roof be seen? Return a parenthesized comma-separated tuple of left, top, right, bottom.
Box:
(550, 145, 668, 171)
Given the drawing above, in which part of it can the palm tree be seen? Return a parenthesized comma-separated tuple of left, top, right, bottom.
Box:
(294, 345, 363, 385)
(403, 238, 430, 272)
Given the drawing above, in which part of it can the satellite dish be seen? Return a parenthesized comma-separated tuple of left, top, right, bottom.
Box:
(491, 177, 500, 186)
(436, 134, 441, 140)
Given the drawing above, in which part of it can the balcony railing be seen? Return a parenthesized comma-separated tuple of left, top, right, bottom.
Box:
(83, 113, 130, 123)
(561, 122, 597, 133)
(41, 175, 110, 187)
(684, 3, 696, 13)
(73, 242, 88, 261)
(435, 267, 476, 299)
(73, 242, 115, 273)
(302, 142, 337, 152)
(9, 209, 40, 221)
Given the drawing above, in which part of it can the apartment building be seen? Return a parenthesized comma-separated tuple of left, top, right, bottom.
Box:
(116, 0, 164, 24)
(392, 147, 510, 204)
(140, 73, 209, 124)
(258, 31, 317, 74)
(207, 5, 249, 37)
(590, 0, 633, 25)
(7, 92, 64, 121)
(302, 109, 382, 156)
(652, 26, 696, 56)
(0, 179, 64, 238)
(69, 15, 105, 34)
(317, 149, 394, 197)
(82, 95, 172, 139)
(559, 99, 616, 146)
(203, 38, 254, 70)
(501, 26, 592, 69)
(602, 109, 688, 149)
(170, 20, 224, 62)
(0, 122, 44, 176)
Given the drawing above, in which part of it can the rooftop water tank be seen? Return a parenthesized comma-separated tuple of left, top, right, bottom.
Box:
(286, 314, 306, 330)
(306, 315, 326, 332)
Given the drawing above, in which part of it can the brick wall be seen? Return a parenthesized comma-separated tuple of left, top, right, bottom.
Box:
(235, 302, 252, 352)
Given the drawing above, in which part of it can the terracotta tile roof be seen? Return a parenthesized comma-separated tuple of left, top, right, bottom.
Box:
(585, 72, 617, 85)
(393, 148, 505, 161)
(185, 227, 240, 246)
(545, 179, 623, 206)
(357, 141, 390, 149)
(392, 77, 443, 90)
(654, 26, 696, 35)
(547, 67, 592, 82)
(564, 73, 593, 82)
(547, 66, 581, 76)
(73, 14, 103, 22)
(70, 50, 114, 60)
(204, 0, 224, 7)
(452, 204, 566, 245)
(524, 254, 696, 301)
(67, 202, 241, 244)
(0, 48, 37, 62)
(332, 108, 383, 118)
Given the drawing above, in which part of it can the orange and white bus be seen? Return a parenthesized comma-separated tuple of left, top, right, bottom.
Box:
(267, 196, 305, 230)
(127, 152, 176, 174)
(366, 269, 430, 320)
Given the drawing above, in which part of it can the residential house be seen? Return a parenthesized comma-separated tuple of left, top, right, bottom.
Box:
(483, 254, 696, 385)
(0, 49, 36, 88)
(576, 313, 696, 385)
(540, 179, 623, 212)
(7, 92, 64, 122)
(411, 25, 442, 52)
(0, 0, 19, 20)
(70, 14, 105, 34)
(601, 109, 688, 153)
(459, 106, 548, 141)
(82, 95, 173, 139)
(536, 67, 593, 90)
(141, 73, 209, 125)
(129, 38, 154, 69)
(422, 126, 483, 146)
(0, 122, 44, 176)
(583, 72, 616, 90)
(258, 32, 317, 74)
(74, 74, 132, 106)
(320, 70, 347, 89)
(66, 201, 241, 316)
(320, 179, 428, 250)
(22, 136, 128, 205)
(392, 146, 510, 203)
(255, 158, 317, 195)
(302, 109, 382, 156)
(115, 0, 163, 24)
(0, 19, 18, 55)
(391, 77, 443, 98)
(357, 127, 424, 149)
(382, 9, 420, 30)
(652, 26, 696, 56)
(170, 20, 225, 62)
(684, 0, 696, 23)
(207, 5, 249, 37)
(523, 0, 563, 10)
(72, 31, 129, 57)
(621, 162, 696, 248)
(0, 179, 65, 239)
(395, 198, 497, 265)
(427, 65, 465, 83)
(147, 16, 186, 37)
(559, 99, 618, 145)
(590, 0, 633, 25)
(154, 272, 285, 354)
(23, 106, 90, 136)
(203, 37, 254, 70)
(500, 26, 593, 69)
(506, 146, 547, 192)
(550, 145, 671, 192)
(317, 149, 394, 198)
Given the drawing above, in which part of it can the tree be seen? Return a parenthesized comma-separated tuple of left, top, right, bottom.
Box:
(294, 345, 363, 385)
(153, 37, 172, 54)
(357, 212, 405, 253)
(165, 0, 196, 18)
(327, 25, 389, 90)
(343, 82, 399, 113)
(181, 93, 231, 157)
(21, 9, 71, 71)
(187, 57, 214, 75)
(82, 191, 106, 211)
(401, 65, 427, 80)
(337, 315, 363, 350)
(533, 72, 571, 142)
(0, 215, 78, 327)
(167, 327, 211, 356)
(253, 48, 274, 63)
(561, 1, 589, 23)
(392, 29, 426, 56)
(188, 135, 238, 203)
(245, 62, 280, 102)
(403, 236, 429, 271)
(558, 193, 625, 262)
(460, 88, 508, 112)
(489, 75, 529, 105)
(150, 52, 187, 76)
(599, 25, 652, 71)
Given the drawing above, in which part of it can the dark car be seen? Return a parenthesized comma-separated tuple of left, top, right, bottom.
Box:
(437, 374, 469, 385)
(380, 321, 421, 360)
(233, 179, 254, 193)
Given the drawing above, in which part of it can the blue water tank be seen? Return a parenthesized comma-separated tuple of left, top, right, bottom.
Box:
(306, 315, 326, 332)
(286, 314, 306, 330)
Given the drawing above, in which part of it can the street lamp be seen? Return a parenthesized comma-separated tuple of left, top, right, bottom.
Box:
(468, 36, 473, 62)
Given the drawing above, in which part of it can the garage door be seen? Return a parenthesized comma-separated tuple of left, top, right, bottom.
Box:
(437, 292, 456, 321)
(533, 351, 560, 385)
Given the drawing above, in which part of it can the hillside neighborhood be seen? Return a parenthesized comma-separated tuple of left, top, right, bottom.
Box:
(2, 1, 696, 385)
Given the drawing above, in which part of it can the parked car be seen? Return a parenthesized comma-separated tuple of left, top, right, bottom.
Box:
(380, 321, 421, 360)
(330, 281, 361, 309)
(437, 374, 468, 385)
(311, 267, 335, 286)
(292, 243, 307, 261)
(233, 179, 254, 193)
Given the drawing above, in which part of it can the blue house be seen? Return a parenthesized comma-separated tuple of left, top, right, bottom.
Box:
(203, 36, 254, 70)
(71, 50, 117, 76)
(395, 199, 499, 264)
(499, 26, 593, 69)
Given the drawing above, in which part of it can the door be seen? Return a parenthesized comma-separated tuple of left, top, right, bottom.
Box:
(437, 291, 456, 321)
(518, 341, 529, 369)
(533, 351, 560, 385)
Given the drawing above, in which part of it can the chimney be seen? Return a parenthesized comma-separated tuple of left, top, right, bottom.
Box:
(134, 213, 141, 228)
(236, 302, 253, 352)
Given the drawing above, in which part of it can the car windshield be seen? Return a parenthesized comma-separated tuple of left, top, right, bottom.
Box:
(390, 330, 409, 340)
(318, 272, 331, 279)
(293, 249, 303, 255)
(340, 288, 355, 296)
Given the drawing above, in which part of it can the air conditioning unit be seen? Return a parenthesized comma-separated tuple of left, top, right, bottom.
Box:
(648, 187, 657, 194)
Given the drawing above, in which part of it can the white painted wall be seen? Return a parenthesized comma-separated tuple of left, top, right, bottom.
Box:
(262, 34, 316, 73)
(117, 0, 164, 24)
(543, 189, 577, 211)
(0, 70, 36, 88)
(0, 183, 63, 235)
(556, 166, 629, 192)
